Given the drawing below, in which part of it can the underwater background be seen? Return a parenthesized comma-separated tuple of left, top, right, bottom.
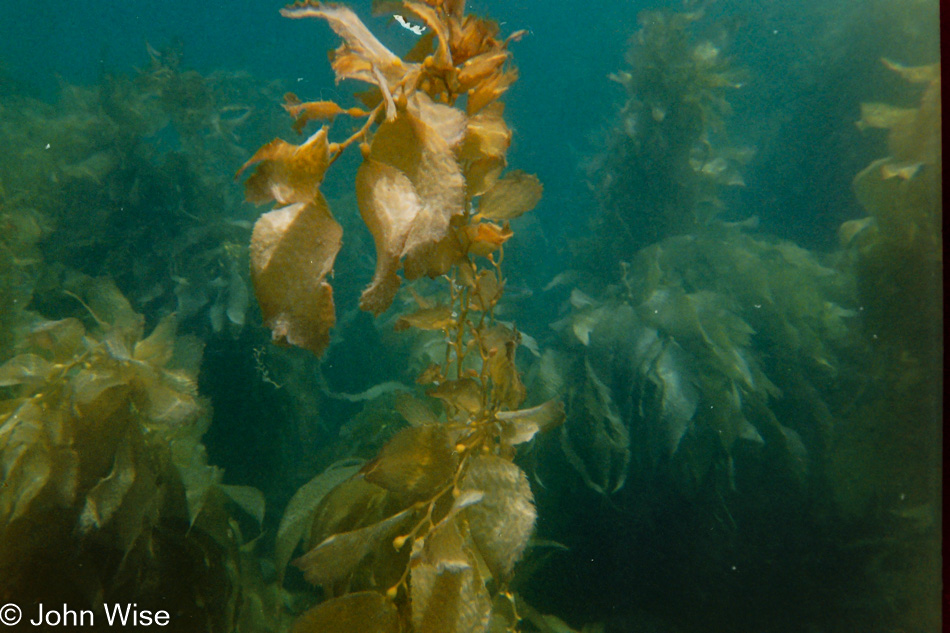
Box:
(0, 1, 941, 632)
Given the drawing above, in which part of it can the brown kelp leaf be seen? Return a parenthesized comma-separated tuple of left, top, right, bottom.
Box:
(410, 521, 491, 633)
(78, 436, 136, 533)
(406, 92, 467, 149)
(220, 484, 266, 527)
(0, 402, 52, 523)
(356, 159, 423, 313)
(417, 363, 445, 385)
(460, 102, 510, 161)
(23, 318, 85, 362)
(496, 400, 565, 446)
(459, 455, 536, 581)
(309, 477, 392, 547)
(133, 314, 177, 368)
(428, 378, 483, 414)
(250, 195, 342, 355)
(276, 460, 364, 578)
(486, 341, 526, 410)
(356, 106, 465, 313)
(283, 94, 365, 133)
(457, 50, 509, 90)
(293, 591, 399, 633)
(394, 305, 456, 331)
(141, 377, 201, 426)
(463, 221, 512, 258)
(281, 2, 404, 84)
(881, 58, 940, 84)
(476, 170, 543, 221)
(362, 425, 458, 501)
(467, 66, 518, 115)
(394, 393, 441, 426)
(239, 128, 331, 205)
(403, 1, 453, 69)
(294, 506, 415, 586)
(471, 269, 502, 311)
(0, 354, 52, 388)
(856, 103, 917, 132)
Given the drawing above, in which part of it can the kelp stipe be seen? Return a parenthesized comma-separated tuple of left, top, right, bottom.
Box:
(238, 2, 559, 631)
(579, 8, 749, 264)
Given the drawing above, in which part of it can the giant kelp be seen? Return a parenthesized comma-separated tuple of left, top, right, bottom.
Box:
(0, 278, 278, 632)
(0, 45, 285, 340)
(579, 8, 748, 265)
(824, 59, 942, 632)
(238, 2, 556, 632)
(546, 224, 858, 503)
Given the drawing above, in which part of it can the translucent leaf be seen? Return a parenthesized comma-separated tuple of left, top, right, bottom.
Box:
(881, 58, 939, 84)
(133, 314, 177, 367)
(476, 171, 543, 221)
(283, 94, 366, 133)
(79, 437, 136, 533)
(362, 425, 459, 501)
(275, 460, 363, 578)
(394, 393, 441, 427)
(72, 278, 143, 344)
(69, 368, 129, 421)
(23, 318, 85, 362)
(239, 128, 331, 206)
(221, 484, 266, 527)
(308, 477, 392, 548)
(459, 455, 536, 581)
(250, 196, 342, 355)
(464, 222, 512, 258)
(410, 521, 491, 633)
(294, 506, 415, 586)
(467, 67, 518, 114)
(402, 1, 453, 69)
(428, 378, 483, 414)
(0, 354, 52, 387)
(142, 377, 201, 426)
(395, 305, 456, 331)
(292, 592, 399, 633)
(458, 50, 509, 90)
(0, 401, 51, 523)
(357, 108, 465, 314)
(280, 2, 405, 86)
(560, 361, 630, 495)
(407, 92, 467, 149)
(496, 400, 565, 446)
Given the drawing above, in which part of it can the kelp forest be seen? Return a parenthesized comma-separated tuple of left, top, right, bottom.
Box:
(0, 1, 941, 632)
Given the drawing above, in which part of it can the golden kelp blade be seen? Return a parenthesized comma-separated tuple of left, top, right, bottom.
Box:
(409, 519, 492, 633)
(275, 460, 364, 579)
(496, 400, 566, 446)
(394, 304, 456, 331)
(460, 455, 536, 581)
(293, 591, 399, 633)
(476, 170, 543, 220)
(356, 103, 466, 314)
(281, 2, 403, 82)
(294, 506, 414, 586)
(250, 196, 342, 355)
(463, 221, 512, 258)
(239, 128, 331, 205)
(361, 425, 459, 501)
(428, 378, 483, 414)
(283, 94, 366, 133)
